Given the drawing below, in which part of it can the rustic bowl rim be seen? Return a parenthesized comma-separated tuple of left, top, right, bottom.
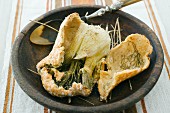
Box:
(11, 5, 164, 113)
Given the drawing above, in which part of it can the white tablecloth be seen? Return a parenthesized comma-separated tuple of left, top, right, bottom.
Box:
(0, 0, 170, 113)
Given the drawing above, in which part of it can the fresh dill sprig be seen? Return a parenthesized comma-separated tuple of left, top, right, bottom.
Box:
(78, 97, 95, 105)
(27, 68, 39, 75)
(30, 20, 59, 32)
(107, 17, 122, 48)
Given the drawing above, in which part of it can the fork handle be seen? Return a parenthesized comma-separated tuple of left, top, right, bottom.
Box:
(85, 0, 142, 20)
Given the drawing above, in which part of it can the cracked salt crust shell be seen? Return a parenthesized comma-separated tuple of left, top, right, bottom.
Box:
(98, 34, 153, 101)
(36, 13, 110, 97)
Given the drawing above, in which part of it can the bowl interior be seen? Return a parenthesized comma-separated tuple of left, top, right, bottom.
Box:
(12, 6, 163, 112)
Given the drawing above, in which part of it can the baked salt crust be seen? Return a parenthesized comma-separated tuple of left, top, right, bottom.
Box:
(98, 34, 153, 101)
(36, 13, 111, 97)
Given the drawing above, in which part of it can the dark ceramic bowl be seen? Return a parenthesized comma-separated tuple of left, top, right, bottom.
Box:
(11, 5, 164, 113)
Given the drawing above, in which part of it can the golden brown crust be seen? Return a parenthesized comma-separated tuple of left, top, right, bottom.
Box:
(36, 13, 110, 97)
(36, 13, 83, 69)
(36, 13, 92, 97)
(40, 67, 91, 97)
(98, 34, 153, 101)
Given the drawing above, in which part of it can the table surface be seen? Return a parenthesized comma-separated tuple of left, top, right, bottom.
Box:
(0, 0, 170, 113)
